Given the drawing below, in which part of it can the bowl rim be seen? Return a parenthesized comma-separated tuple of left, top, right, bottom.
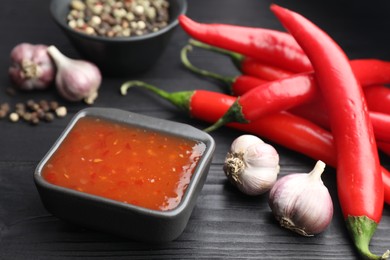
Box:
(49, 0, 188, 43)
(34, 107, 215, 219)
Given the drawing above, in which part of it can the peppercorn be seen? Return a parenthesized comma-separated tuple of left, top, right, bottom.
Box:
(71, 0, 86, 11)
(22, 112, 32, 122)
(55, 106, 67, 118)
(39, 100, 50, 112)
(15, 103, 25, 114)
(67, 0, 170, 38)
(50, 101, 59, 110)
(0, 109, 7, 119)
(1, 103, 10, 112)
(44, 112, 55, 122)
(30, 115, 40, 125)
(0, 103, 10, 119)
(9, 112, 19, 122)
(36, 109, 46, 119)
(0, 99, 67, 126)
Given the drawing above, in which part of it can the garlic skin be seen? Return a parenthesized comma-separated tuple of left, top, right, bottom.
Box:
(9, 43, 55, 90)
(268, 160, 333, 236)
(223, 134, 280, 196)
(47, 46, 101, 104)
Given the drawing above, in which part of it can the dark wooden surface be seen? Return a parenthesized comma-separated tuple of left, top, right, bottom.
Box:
(1, 0, 390, 259)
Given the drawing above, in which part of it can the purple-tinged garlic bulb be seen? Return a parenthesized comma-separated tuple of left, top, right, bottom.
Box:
(269, 160, 333, 236)
(9, 43, 55, 90)
(47, 45, 101, 104)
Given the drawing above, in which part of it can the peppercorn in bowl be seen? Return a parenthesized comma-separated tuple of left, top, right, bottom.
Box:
(34, 107, 215, 242)
(50, 0, 187, 76)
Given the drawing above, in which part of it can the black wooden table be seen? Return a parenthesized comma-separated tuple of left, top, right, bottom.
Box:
(1, 0, 390, 259)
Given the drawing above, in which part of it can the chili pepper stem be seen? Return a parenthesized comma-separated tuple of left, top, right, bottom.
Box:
(120, 80, 193, 113)
(181, 45, 236, 92)
(203, 98, 248, 132)
(345, 216, 390, 259)
(189, 39, 245, 70)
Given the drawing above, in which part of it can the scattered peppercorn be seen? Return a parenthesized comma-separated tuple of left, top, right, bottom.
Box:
(23, 112, 32, 122)
(44, 112, 55, 122)
(50, 101, 59, 110)
(39, 100, 50, 112)
(0, 99, 68, 126)
(55, 106, 67, 118)
(9, 112, 19, 122)
(1, 103, 10, 112)
(67, 0, 170, 38)
(0, 110, 7, 119)
(30, 115, 40, 125)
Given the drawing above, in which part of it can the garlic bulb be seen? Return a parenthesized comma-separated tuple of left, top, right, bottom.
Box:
(223, 134, 280, 195)
(268, 160, 333, 236)
(47, 46, 101, 104)
(9, 43, 55, 90)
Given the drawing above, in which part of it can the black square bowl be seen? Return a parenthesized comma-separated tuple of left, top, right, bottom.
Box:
(34, 107, 215, 242)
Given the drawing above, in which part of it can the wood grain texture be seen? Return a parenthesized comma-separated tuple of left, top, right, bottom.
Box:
(1, 0, 390, 259)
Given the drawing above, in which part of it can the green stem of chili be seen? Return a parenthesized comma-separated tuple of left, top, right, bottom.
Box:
(346, 216, 389, 260)
(202, 98, 248, 132)
(181, 45, 235, 92)
(120, 81, 193, 114)
(189, 39, 245, 70)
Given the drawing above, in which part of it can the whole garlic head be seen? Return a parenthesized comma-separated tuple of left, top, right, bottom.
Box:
(268, 160, 333, 236)
(224, 134, 280, 195)
(47, 45, 101, 104)
(9, 43, 55, 90)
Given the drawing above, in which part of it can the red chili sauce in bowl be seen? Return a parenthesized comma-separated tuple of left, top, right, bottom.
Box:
(42, 116, 206, 211)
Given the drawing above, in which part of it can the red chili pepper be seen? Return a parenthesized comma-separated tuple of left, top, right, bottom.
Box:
(240, 57, 293, 80)
(179, 15, 312, 73)
(202, 73, 318, 132)
(244, 58, 390, 85)
(120, 80, 390, 207)
(364, 85, 390, 115)
(185, 47, 390, 106)
(184, 43, 390, 114)
(230, 75, 267, 96)
(182, 45, 390, 143)
(290, 102, 341, 130)
(256, 84, 390, 147)
(201, 69, 390, 139)
(271, 4, 387, 259)
(189, 39, 295, 80)
(291, 102, 390, 143)
(190, 38, 390, 87)
(350, 59, 390, 86)
(181, 15, 390, 88)
(378, 142, 390, 157)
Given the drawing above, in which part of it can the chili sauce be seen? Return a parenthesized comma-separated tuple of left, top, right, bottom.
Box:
(42, 116, 206, 211)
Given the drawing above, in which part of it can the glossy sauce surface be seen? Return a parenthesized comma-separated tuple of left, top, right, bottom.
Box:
(42, 116, 205, 211)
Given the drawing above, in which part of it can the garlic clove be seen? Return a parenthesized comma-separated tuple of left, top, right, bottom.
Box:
(238, 167, 278, 196)
(268, 160, 333, 236)
(47, 45, 101, 104)
(245, 142, 280, 169)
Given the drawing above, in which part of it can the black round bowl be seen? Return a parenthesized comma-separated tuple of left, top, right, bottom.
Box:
(50, 0, 187, 76)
